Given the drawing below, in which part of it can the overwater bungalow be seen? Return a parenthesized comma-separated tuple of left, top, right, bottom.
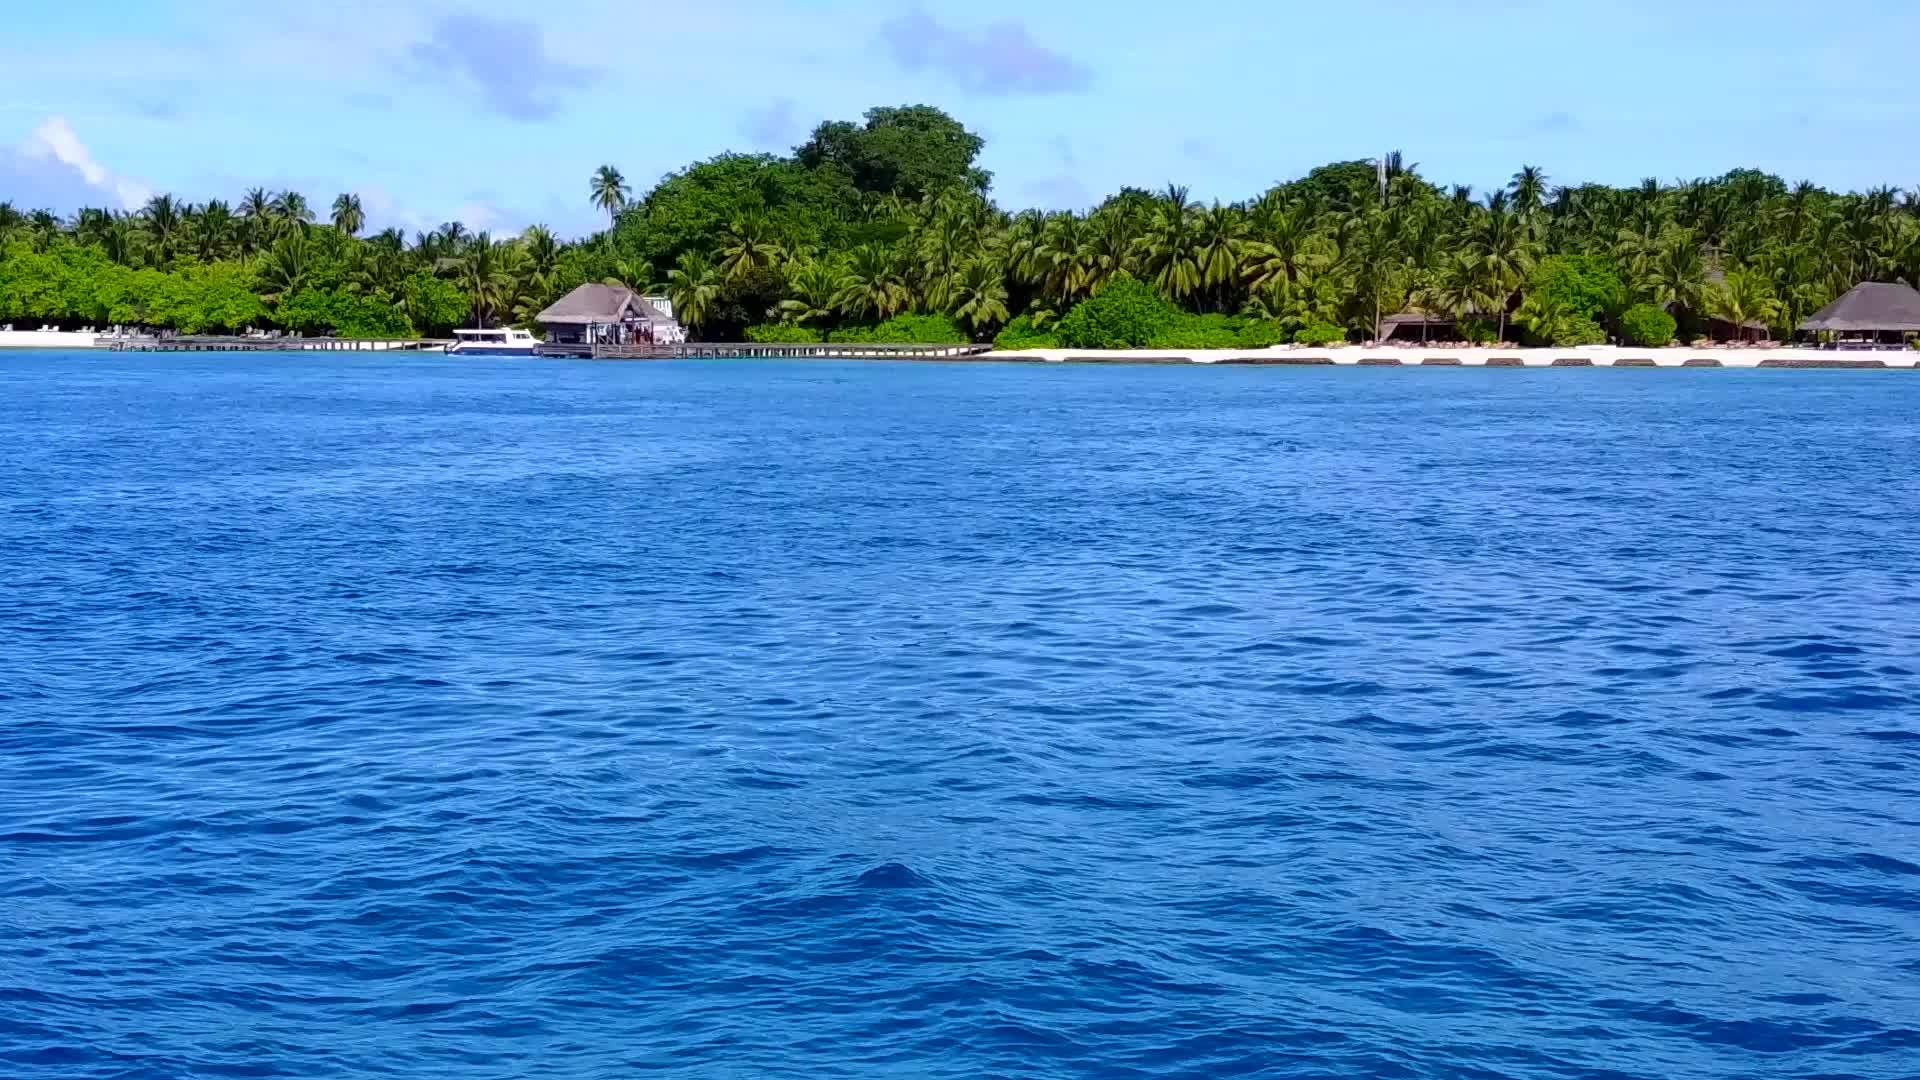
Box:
(536, 284, 683, 350)
(1799, 281, 1920, 348)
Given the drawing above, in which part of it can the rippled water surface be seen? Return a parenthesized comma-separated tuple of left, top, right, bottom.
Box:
(4, 351, 1920, 1079)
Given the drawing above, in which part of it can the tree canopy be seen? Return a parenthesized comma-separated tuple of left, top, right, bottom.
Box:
(5, 104, 1920, 347)
(795, 105, 990, 200)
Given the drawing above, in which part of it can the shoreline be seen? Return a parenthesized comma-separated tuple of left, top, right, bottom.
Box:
(984, 345, 1920, 368)
(4, 335, 1915, 368)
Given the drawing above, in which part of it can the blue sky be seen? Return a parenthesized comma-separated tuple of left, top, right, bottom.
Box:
(3, 0, 1918, 238)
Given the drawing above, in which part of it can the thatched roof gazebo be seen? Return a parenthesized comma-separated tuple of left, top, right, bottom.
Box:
(1799, 281, 1920, 345)
(536, 284, 678, 348)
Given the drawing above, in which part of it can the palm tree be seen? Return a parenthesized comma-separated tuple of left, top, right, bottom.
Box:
(1509, 166, 1549, 219)
(1003, 211, 1049, 286)
(1705, 268, 1781, 341)
(1190, 203, 1249, 306)
(915, 199, 977, 309)
(719, 213, 787, 279)
(1139, 193, 1200, 301)
(590, 165, 629, 226)
(455, 233, 515, 327)
(102, 214, 141, 265)
(776, 258, 850, 330)
(1613, 213, 1670, 282)
(237, 187, 273, 254)
(1766, 245, 1831, 336)
(1080, 209, 1139, 295)
(331, 193, 365, 236)
(1411, 252, 1490, 341)
(1890, 219, 1920, 292)
(949, 258, 1011, 338)
(271, 190, 314, 232)
(1469, 201, 1536, 342)
(1341, 211, 1405, 342)
(1243, 192, 1331, 292)
(368, 228, 406, 256)
(192, 199, 236, 261)
(1514, 290, 1580, 345)
(259, 233, 313, 303)
(601, 258, 652, 292)
(667, 251, 722, 334)
(519, 225, 560, 277)
(24, 210, 60, 253)
(1645, 234, 1706, 321)
(836, 244, 911, 321)
(70, 207, 111, 247)
(140, 194, 183, 265)
(1028, 213, 1089, 307)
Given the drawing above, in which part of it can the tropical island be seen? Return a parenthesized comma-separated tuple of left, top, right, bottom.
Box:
(2, 105, 1918, 351)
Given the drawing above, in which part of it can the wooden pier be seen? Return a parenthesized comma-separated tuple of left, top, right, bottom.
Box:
(539, 342, 994, 361)
(107, 336, 451, 353)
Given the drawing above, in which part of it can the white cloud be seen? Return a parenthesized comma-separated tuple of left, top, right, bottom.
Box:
(3, 117, 151, 210)
(357, 186, 531, 239)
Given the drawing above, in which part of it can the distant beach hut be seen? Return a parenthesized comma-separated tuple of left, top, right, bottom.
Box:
(1798, 281, 1920, 348)
(1380, 309, 1452, 343)
(1380, 304, 1499, 343)
(537, 284, 682, 348)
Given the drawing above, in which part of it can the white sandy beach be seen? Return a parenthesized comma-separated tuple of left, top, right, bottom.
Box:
(989, 344, 1920, 369)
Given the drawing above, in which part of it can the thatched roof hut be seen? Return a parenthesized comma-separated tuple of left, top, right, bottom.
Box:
(536, 284, 679, 347)
(1799, 282, 1920, 334)
(537, 284, 673, 328)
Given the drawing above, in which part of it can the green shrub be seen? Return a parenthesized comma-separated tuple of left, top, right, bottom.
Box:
(1148, 313, 1240, 349)
(1457, 317, 1499, 344)
(1552, 317, 1608, 346)
(745, 323, 822, 343)
(1054, 274, 1183, 348)
(993, 314, 1057, 350)
(1528, 255, 1626, 322)
(1619, 303, 1677, 347)
(1292, 323, 1347, 346)
(829, 313, 967, 344)
(1233, 319, 1290, 348)
(401, 271, 469, 336)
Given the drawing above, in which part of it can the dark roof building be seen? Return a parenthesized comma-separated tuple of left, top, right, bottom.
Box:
(1799, 282, 1920, 335)
(537, 284, 674, 329)
(533, 278, 683, 345)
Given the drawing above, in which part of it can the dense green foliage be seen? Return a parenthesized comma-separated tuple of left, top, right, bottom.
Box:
(1148, 313, 1289, 349)
(1054, 275, 1179, 348)
(828, 314, 966, 344)
(0, 201, 546, 336)
(1526, 256, 1626, 323)
(796, 106, 990, 201)
(7, 104, 1920, 345)
(1293, 324, 1348, 346)
(1619, 303, 1678, 346)
(744, 322, 822, 343)
(993, 315, 1057, 351)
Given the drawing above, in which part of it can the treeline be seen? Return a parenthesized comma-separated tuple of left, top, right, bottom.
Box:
(598, 113, 1920, 347)
(0, 190, 609, 337)
(4, 106, 1920, 345)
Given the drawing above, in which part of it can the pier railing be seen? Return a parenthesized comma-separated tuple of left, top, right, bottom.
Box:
(107, 336, 451, 353)
(559, 342, 994, 361)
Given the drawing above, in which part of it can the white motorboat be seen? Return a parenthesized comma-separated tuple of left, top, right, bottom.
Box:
(447, 327, 539, 356)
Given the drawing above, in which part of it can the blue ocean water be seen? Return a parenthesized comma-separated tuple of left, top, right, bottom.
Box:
(2, 352, 1919, 1080)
